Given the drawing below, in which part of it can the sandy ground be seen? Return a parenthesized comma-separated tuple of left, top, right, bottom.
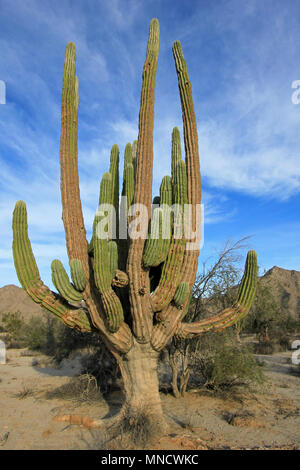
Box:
(0, 348, 299, 450)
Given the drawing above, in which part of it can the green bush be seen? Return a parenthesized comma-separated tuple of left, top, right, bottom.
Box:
(22, 316, 48, 350)
(0, 312, 25, 347)
(190, 330, 265, 392)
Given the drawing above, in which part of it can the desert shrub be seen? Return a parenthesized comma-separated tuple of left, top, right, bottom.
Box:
(190, 330, 265, 392)
(22, 316, 48, 350)
(14, 385, 35, 399)
(0, 312, 25, 347)
(52, 324, 94, 362)
(20, 312, 88, 356)
(116, 409, 159, 449)
(80, 343, 120, 395)
(45, 374, 102, 403)
(254, 341, 274, 355)
(50, 324, 121, 394)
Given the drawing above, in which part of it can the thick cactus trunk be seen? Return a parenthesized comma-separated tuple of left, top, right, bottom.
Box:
(117, 341, 166, 430)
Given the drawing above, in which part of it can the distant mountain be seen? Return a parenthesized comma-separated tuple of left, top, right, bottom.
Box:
(0, 284, 46, 321)
(260, 266, 300, 319)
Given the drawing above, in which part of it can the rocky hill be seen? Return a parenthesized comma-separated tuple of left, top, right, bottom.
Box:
(260, 266, 300, 319)
(0, 284, 46, 322)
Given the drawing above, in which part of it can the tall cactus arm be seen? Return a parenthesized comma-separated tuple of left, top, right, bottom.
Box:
(12, 201, 92, 332)
(60, 42, 89, 277)
(109, 144, 120, 240)
(127, 19, 160, 343)
(93, 173, 124, 332)
(118, 144, 134, 271)
(124, 163, 135, 210)
(172, 41, 201, 290)
(151, 251, 258, 350)
(150, 41, 203, 346)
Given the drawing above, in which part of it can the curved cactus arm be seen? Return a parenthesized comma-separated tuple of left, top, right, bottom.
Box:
(172, 41, 201, 292)
(127, 19, 160, 342)
(12, 201, 92, 332)
(60, 43, 89, 277)
(51, 259, 83, 303)
(151, 251, 258, 349)
(70, 259, 87, 291)
(93, 173, 124, 332)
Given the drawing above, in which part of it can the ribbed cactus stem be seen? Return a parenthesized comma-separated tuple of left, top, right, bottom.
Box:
(51, 260, 83, 303)
(132, 139, 138, 175)
(173, 282, 190, 308)
(124, 143, 132, 166)
(124, 163, 134, 210)
(109, 144, 119, 240)
(237, 250, 258, 311)
(151, 128, 187, 312)
(108, 241, 118, 279)
(174, 160, 188, 207)
(143, 176, 172, 268)
(12, 201, 40, 291)
(60, 42, 89, 276)
(93, 173, 124, 332)
(93, 173, 113, 291)
(127, 18, 160, 342)
(161, 250, 259, 344)
(171, 127, 182, 186)
(70, 259, 86, 292)
(172, 40, 201, 293)
(12, 201, 92, 332)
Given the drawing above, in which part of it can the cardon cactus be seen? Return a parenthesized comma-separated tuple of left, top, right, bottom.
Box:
(12, 19, 258, 431)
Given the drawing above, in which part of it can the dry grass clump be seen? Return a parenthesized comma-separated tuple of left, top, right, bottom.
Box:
(13, 385, 35, 399)
(45, 374, 102, 403)
(87, 409, 161, 450)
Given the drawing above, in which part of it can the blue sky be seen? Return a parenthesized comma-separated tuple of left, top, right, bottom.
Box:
(0, 0, 300, 289)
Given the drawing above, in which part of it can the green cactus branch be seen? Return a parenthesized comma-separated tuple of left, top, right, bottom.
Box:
(60, 42, 89, 277)
(142, 176, 172, 269)
(51, 259, 83, 304)
(12, 201, 92, 332)
(127, 18, 160, 343)
(70, 259, 87, 292)
(158, 249, 258, 345)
